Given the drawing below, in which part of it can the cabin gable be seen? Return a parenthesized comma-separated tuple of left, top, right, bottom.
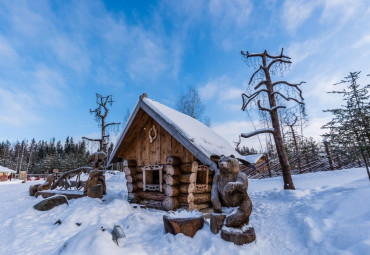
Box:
(114, 109, 196, 166)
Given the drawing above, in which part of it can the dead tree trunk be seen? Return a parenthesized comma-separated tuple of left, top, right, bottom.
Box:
(240, 49, 305, 190)
(82, 94, 121, 153)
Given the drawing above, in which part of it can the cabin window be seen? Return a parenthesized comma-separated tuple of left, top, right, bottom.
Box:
(195, 165, 209, 192)
(142, 164, 163, 192)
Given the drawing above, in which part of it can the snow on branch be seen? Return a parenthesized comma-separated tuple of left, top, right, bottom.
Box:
(241, 128, 275, 138)
(257, 100, 286, 112)
(272, 91, 304, 104)
(241, 89, 268, 110)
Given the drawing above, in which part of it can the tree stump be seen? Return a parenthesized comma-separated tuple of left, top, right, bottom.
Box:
(220, 226, 256, 245)
(210, 213, 226, 234)
(163, 215, 204, 237)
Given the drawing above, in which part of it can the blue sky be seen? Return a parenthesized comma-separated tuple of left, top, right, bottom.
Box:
(1, 0, 370, 150)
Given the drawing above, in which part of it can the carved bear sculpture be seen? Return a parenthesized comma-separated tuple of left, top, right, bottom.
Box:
(88, 151, 107, 169)
(211, 155, 252, 228)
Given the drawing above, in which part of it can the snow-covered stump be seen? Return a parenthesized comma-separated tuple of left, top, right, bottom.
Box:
(220, 225, 256, 245)
(163, 211, 204, 237)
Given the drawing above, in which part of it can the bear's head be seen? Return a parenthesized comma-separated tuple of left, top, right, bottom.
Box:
(218, 155, 239, 176)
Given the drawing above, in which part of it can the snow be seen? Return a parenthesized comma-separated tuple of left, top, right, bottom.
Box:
(244, 154, 265, 164)
(241, 128, 274, 138)
(142, 98, 243, 159)
(0, 168, 370, 254)
(0, 165, 16, 174)
(167, 210, 202, 219)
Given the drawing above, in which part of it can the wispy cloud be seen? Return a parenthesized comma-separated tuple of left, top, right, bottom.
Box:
(0, 87, 40, 126)
(282, 0, 318, 33)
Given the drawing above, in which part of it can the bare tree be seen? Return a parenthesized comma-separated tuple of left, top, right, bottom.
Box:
(240, 49, 305, 190)
(176, 86, 210, 126)
(284, 114, 302, 173)
(82, 93, 121, 153)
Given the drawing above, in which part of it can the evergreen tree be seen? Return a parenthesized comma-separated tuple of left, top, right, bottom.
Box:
(322, 71, 370, 179)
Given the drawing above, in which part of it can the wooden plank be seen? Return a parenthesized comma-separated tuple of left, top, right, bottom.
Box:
(165, 129, 172, 163)
(171, 136, 183, 158)
(155, 122, 161, 164)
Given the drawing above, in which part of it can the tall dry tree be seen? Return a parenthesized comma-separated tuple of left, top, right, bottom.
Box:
(82, 93, 121, 153)
(240, 49, 305, 190)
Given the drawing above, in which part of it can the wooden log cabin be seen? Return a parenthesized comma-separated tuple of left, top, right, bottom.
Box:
(107, 94, 247, 211)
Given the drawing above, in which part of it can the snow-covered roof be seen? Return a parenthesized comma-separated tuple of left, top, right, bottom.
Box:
(107, 96, 244, 171)
(0, 165, 16, 174)
(244, 154, 265, 164)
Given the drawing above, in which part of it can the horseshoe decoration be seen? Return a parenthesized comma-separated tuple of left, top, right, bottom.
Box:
(149, 125, 157, 143)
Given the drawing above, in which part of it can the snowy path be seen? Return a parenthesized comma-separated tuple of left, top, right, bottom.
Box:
(0, 168, 369, 255)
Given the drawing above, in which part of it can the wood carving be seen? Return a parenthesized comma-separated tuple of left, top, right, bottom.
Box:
(149, 125, 157, 143)
(88, 151, 107, 169)
(211, 155, 255, 244)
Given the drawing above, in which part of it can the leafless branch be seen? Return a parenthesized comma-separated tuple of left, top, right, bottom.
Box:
(267, 59, 292, 70)
(272, 81, 305, 99)
(254, 80, 268, 90)
(241, 48, 291, 60)
(82, 137, 102, 142)
(233, 135, 241, 150)
(272, 91, 304, 104)
(241, 89, 269, 110)
(248, 65, 263, 85)
(105, 122, 121, 128)
(257, 100, 286, 112)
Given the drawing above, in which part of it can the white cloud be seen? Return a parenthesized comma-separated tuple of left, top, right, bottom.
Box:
(321, 0, 362, 24)
(303, 116, 331, 140)
(352, 34, 370, 48)
(212, 120, 267, 151)
(199, 76, 244, 103)
(282, 0, 318, 33)
(0, 87, 40, 126)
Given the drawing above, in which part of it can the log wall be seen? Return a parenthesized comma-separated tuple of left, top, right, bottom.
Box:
(124, 156, 213, 211)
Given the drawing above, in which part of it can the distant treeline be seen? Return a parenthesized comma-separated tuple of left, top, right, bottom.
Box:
(0, 137, 91, 174)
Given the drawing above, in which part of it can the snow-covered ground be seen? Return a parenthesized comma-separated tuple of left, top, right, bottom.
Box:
(0, 168, 369, 255)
